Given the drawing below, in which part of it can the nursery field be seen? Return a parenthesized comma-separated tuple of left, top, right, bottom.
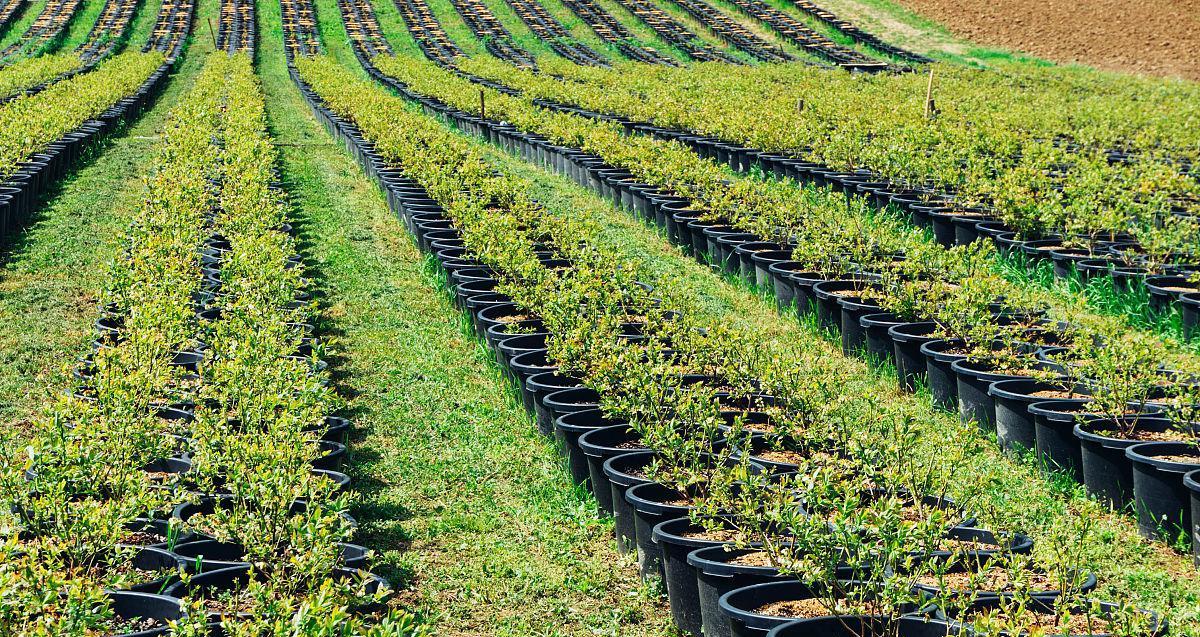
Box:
(0, 0, 1198, 634)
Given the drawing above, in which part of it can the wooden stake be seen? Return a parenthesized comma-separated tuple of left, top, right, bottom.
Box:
(924, 67, 936, 119)
(796, 98, 805, 114)
(207, 18, 217, 49)
(479, 89, 486, 120)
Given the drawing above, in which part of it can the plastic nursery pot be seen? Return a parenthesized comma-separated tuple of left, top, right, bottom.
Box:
(118, 546, 184, 594)
(493, 332, 547, 372)
(552, 407, 620, 488)
(766, 614, 952, 637)
(106, 591, 187, 637)
(930, 526, 1033, 564)
(1181, 292, 1200, 341)
(690, 547, 797, 637)
(1126, 442, 1200, 542)
(767, 261, 807, 311)
(859, 312, 905, 365)
(1075, 416, 1178, 509)
(653, 517, 749, 636)
(525, 372, 583, 434)
(920, 339, 967, 411)
(951, 359, 1050, 431)
(811, 280, 867, 332)
(889, 322, 939, 392)
(1028, 399, 1114, 479)
(839, 294, 883, 356)
(944, 596, 1163, 637)
(626, 482, 698, 580)
(786, 271, 833, 317)
(173, 540, 249, 573)
(720, 580, 850, 637)
(1144, 275, 1198, 314)
(579, 424, 648, 516)
(1185, 470, 1200, 566)
(988, 380, 1089, 453)
(603, 451, 661, 554)
(910, 557, 1097, 604)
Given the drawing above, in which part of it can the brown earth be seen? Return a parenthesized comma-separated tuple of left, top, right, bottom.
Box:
(893, 0, 1200, 80)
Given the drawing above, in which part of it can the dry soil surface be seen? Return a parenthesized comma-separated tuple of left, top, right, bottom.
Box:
(893, 0, 1200, 80)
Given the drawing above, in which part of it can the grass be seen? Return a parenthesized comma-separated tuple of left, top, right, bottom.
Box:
(256, 2, 677, 634)
(0, 0, 216, 426)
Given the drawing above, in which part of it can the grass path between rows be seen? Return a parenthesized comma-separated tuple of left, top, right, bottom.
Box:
(256, 3, 676, 634)
(0, 0, 217, 425)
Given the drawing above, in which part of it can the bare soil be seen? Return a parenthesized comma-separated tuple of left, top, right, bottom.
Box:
(894, 0, 1200, 80)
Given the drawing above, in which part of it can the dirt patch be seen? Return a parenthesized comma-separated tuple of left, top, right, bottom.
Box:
(893, 0, 1200, 80)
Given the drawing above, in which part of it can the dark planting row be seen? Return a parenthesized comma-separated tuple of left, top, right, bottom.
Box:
(216, 0, 256, 55)
(338, 0, 392, 58)
(281, 0, 321, 58)
(448, 0, 538, 69)
(391, 0, 463, 65)
(723, 0, 893, 70)
(142, 0, 195, 59)
(77, 0, 139, 61)
(785, 0, 931, 64)
(0, 0, 83, 61)
(664, 0, 790, 63)
(612, 0, 738, 62)
(558, 0, 678, 64)
(290, 57, 1166, 637)
(503, 0, 609, 66)
(0, 0, 27, 37)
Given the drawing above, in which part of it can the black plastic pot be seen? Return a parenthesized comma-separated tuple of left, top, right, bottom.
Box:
(1127, 442, 1200, 541)
(719, 580, 822, 637)
(120, 546, 184, 594)
(1075, 416, 1176, 508)
(920, 339, 967, 410)
(765, 615, 949, 637)
(889, 322, 939, 392)
(1028, 399, 1109, 478)
(838, 295, 882, 355)
(788, 271, 832, 317)
(1185, 469, 1200, 565)
(173, 540, 248, 573)
(989, 379, 1088, 452)
(654, 517, 746, 636)
(1182, 292, 1199, 341)
(690, 546, 795, 637)
(626, 482, 696, 579)
(603, 451, 659, 554)
(951, 359, 1045, 431)
(525, 372, 583, 433)
(811, 280, 866, 331)
(859, 312, 904, 365)
(579, 424, 648, 516)
(767, 261, 806, 311)
(107, 591, 186, 637)
(552, 407, 619, 487)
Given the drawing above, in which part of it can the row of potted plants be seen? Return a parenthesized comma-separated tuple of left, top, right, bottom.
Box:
(0, 50, 83, 101)
(0, 0, 84, 61)
(556, 0, 679, 64)
(142, 0, 194, 60)
(664, 0, 792, 63)
(436, 55, 1200, 320)
(292, 51, 1180, 636)
(0, 51, 421, 636)
(352, 52, 1200, 561)
(77, 0, 141, 62)
(448, 0, 539, 68)
(609, 0, 738, 62)
(784, 0, 931, 64)
(215, 0, 256, 56)
(0, 48, 174, 240)
(713, 0, 890, 68)
(455, 56, 1200, 270)
(504, 0, 610, 66)
(391, 0, 465, 66)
